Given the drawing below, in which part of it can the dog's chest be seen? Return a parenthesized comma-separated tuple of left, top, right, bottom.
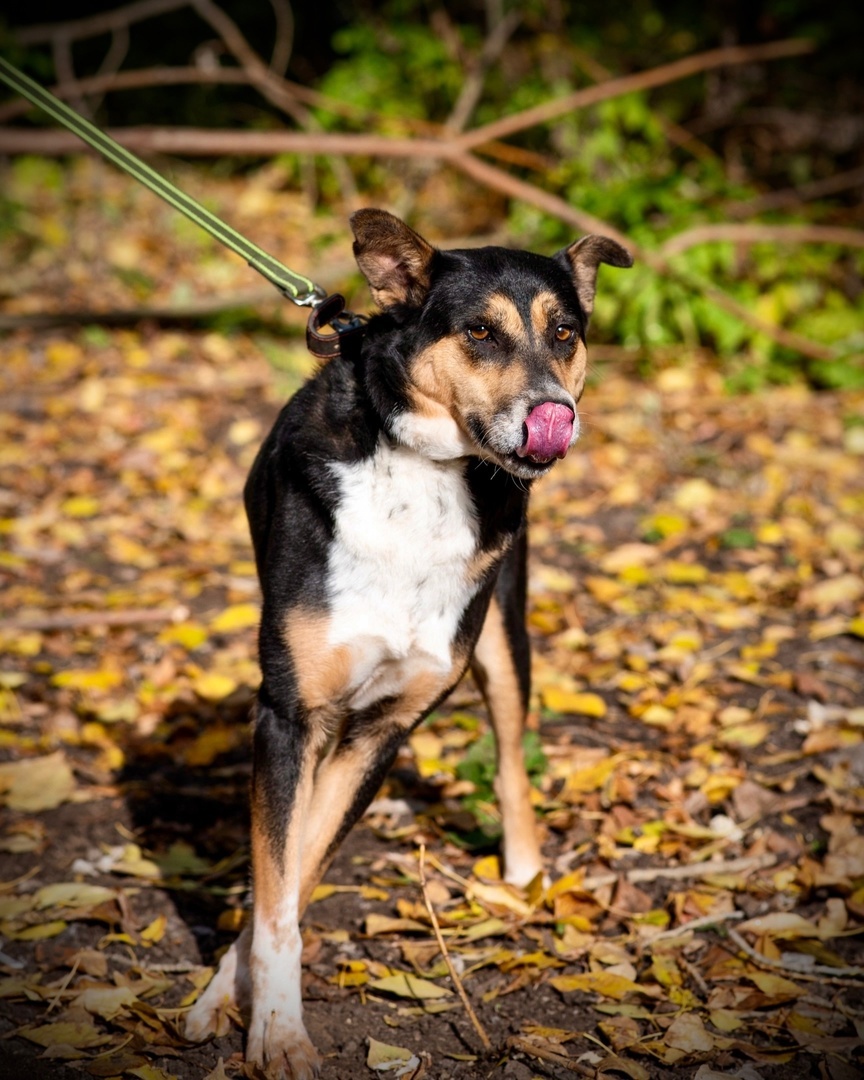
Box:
(325, 439, 482, 709)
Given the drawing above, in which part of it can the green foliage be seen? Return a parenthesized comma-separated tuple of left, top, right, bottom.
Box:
(452, 731, 546, 843)
(312, 0, 864, 390)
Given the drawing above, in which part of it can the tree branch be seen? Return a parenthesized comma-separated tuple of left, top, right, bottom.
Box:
(455, 38, 815, 151)
(15, 0, 190, 45)
(662, 222, 864, 256)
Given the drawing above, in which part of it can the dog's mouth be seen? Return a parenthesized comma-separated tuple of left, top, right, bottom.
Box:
(515, 401, 575, 464)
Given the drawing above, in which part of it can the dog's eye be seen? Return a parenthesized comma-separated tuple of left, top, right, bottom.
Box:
(555, 324, 574, 342)
(468, 325, 491, 341)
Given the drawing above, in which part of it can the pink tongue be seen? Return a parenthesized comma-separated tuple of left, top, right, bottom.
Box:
(518, 402, 574, 462)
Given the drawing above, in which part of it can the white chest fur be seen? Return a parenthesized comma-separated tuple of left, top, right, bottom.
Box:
(326, 438, 480, 710)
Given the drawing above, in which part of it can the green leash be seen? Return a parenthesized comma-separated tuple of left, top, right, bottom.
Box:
(0, 57, 328, 308)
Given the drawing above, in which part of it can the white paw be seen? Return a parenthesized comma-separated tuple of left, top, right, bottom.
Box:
(185, 940, 242, 1041)
(247, 1012, 322, 1080)
(503, 853, 545, 890)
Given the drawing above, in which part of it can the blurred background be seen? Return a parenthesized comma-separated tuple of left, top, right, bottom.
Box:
(1, 0, 863, 389)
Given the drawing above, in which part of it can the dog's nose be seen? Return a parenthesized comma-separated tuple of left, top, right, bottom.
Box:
(517, 401, 574, 463)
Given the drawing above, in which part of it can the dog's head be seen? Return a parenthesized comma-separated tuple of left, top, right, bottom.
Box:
(351, 209, 632, 480)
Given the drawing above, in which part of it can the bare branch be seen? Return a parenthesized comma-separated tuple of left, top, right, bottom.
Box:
(445, 9, 521, 134)
(0, 124, 449, 158)
(456, 38, 815, 151)
(266, 0, 294, 78)
(15, 0, 190, 45)
(727, 164, 864, 217)
(662, 222, 864, 256)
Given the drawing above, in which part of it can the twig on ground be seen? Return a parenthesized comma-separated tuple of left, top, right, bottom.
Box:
(505, 1035, 596, 1077)
(649, 909, 745, 943)
(4, 605, 190, 632)
(418, 844, 492, 1053)
(727, 927, 864, 982)
(679, 955, 711, 998)
(582, 852, 777, 892)
(45, 956, 80, 1013)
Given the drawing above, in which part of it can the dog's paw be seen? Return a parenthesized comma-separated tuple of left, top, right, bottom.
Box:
(185, 941, 241, 1041)
(247, 1014, 321, 1080)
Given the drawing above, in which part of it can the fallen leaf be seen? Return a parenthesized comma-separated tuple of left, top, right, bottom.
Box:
(369, 972, 451, 1000)
(0, 751, 76, 811)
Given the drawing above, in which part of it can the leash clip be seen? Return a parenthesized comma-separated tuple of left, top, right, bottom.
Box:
(282, 282, 329, 307)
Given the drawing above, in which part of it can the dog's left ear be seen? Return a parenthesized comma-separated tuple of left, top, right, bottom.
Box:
(557, 235, 633, 319)
(350, 209, 437, 309)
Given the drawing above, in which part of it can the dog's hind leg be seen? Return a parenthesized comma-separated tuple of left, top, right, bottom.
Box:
(471, 532, 544, 887)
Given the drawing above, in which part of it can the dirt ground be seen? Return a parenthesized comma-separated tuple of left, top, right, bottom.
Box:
(2, 317, 864, 1080)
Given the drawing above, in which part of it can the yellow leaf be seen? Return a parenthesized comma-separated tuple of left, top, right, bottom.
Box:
(367, 1037, 425, 1077)
(672, 478, 715, 512)
(849, 616, 864, 638)
(129, 1067, 181, 1080)
(369, 972, 452, 999)
(661, 561, 709, 584)
(185, 724, 245, 765)
(158, 621, 209, 649)
(111, 843, 161, 879)
(532, 565, 577, 592)
(61, 495, 100, 518)
(140, 913, 168, 944)
(639, 704, 675, 727)
(561, 757, 618, 797)
(10, 920, 67, 941)
(217, 908, 247, 933)
(468, 880, 534, 916)
(52, 668, 123, 692)
(640, 512, 687, 538)
(210, 603, 260, 633)
(228, 418, 262, 446)
(737, 912, 821, 939)
(542, 688, 607, 718)
(747, 970, 802, 996)
(709, 1008, 744, 1032)
(365, 914, 427, 936)
(192, 673, 238, 701)
(19, 1020, 111, 1048)
(650, 954, 682, 987)
(472, 855, 501, 880)
(718, 721, 770, 748)
(0, 751, 76, 811)
(33, 883, 115, 910)
(76, 985, 137, 1020)
(549, 971, 649, 1000)
(664, 1012, 714, 1053)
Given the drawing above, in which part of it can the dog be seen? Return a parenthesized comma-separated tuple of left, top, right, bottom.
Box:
(185, 209, 632, 1077)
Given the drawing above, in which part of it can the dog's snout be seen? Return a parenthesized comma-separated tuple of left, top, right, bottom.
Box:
(516, 400, 575, 463)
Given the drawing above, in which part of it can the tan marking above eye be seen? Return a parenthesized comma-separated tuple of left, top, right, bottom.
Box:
(486, 294, 526, 342)
(468, 326, 490, 341)
(555, 324, 575, 342)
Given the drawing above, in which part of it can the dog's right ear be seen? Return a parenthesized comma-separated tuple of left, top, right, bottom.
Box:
(350, 209, 437, 309)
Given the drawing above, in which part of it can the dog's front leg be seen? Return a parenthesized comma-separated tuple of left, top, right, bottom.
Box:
(245, 691, 321, 1080)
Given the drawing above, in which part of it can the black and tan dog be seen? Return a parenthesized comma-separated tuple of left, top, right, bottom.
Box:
(185, 210, 631, 1077)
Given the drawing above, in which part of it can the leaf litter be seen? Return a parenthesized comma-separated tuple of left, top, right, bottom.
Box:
(1, 168, 864, 1079)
